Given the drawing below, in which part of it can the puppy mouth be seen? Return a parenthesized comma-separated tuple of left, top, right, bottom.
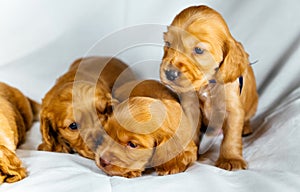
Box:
(96, 157, 142, 178)
(161, 65, 210, 92)
(161, 68, 195, 92)
(96, 156, 117, 175)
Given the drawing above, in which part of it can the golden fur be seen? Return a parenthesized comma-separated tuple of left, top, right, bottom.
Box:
(160, 5, 258, 170)
(0, 82, 40, 183)
(92, 80, 198, 178)
(38, 57, 135, 159)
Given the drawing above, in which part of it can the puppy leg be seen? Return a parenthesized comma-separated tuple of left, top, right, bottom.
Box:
(216, 109, 247, 170)
(155, 142, 197, 175)
(242, 120, 253, 137)
(0, 145, 26, 183)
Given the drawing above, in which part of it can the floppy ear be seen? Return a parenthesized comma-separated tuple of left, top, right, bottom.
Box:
(148, 102, 198, 175)
(151, 135, 197, 175)
(38, 113, 72, 153)
(216, 39, 249, 83)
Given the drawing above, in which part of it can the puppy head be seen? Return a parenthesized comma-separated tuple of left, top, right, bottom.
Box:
(38, 82, 115, 159)
(160, 5, 249, 92)
(94, 96, 196, 178)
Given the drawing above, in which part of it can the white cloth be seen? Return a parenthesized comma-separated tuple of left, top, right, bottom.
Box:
(1, 0, 300, 191)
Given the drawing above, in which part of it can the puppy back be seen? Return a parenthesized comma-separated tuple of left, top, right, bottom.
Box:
(69, 56, 136, 90)
(113, 80, 179, 102)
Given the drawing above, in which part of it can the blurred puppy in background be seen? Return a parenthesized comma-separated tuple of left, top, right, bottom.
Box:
(160, 5, 258, 170)
(91, 80, 199, 178)
(0, 82, 40, 183)
(38, 57, 135, 159)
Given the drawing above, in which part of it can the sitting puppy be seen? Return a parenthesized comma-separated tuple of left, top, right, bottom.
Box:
(0, 82, 40, 183)
(38, 57, 135, 159)
(160, 5, 258, 170)
(91, 80, 199, 178)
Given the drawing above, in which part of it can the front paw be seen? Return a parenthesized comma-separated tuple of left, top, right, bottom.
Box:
(0, 145, 27, 183)
(155, 166, 186, 176)
(122, 171, 142, 178)
(216, 157, 248, 171)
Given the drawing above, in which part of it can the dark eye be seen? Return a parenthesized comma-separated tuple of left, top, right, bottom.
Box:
(194, 47, 204, 54)
(165, 41, 171, 48)
(127, 141, 138, 148)
(68, 122, 79, 130)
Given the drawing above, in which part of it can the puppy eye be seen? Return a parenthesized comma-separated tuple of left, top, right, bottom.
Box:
(127, 141, 138, 148)
(194, 47, 204, 54)
(68, 122, 79, 130)
(165, 41, 171, 48)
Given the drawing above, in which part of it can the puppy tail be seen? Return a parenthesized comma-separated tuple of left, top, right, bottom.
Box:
(27, 98, 41, 122)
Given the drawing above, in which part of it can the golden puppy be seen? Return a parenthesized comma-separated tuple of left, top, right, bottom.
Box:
(0, 82, 40, 183)
(92, 80, 199, 178)
(38, 57, 135, 159)
(160, 5, 258, 170)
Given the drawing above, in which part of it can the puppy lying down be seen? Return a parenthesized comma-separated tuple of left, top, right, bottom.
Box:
(0, 82, 40, 183)
(38, 57, 135, 159)
(87, 80, 199, 178)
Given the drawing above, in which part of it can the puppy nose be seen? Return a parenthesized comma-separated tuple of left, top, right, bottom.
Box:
(94, 135, 103, 146)
(165, 69, 180, 81)
(100, 157, 110, 167)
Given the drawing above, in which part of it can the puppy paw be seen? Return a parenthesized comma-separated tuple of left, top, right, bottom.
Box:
(216, 157, 247, 171)
(123, 171, 142, 178)
(155, 164, 189, 176)
(0, 145, 27, 183)
(156, 168, 182, 176)
(242, 121, 253, 137)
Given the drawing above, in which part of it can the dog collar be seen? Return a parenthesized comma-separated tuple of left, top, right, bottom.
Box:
(209, 76, 243, 94)
(238, 76, 243, 94)
(208, 79, 217, 84)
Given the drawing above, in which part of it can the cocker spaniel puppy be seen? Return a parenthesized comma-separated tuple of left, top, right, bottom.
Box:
(38, 57, 135, 159)
(91, 80, 199, 178)
(0, 82, 40, 183)
(160, 5, 258, 170)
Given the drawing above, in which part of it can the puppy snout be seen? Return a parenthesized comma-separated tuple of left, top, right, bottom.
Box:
(94, 134, 104, 147)
(165, 69, 180, 81)
(99, 157, 110, 167)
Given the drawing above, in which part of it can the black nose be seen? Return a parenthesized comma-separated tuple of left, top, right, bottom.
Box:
(100, 157, 110, 167)
(165, 69, 180, 81)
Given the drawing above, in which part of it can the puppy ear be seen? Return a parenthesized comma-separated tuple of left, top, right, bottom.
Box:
(146, 100, 197, 175)
(151, 135, 197, 175)
(38, 113, 71, 153)
(216, 39, 249, 83)
(156, 142, 197, 175)
(148, 104, 198, 175)
(38, 113, 55, 151)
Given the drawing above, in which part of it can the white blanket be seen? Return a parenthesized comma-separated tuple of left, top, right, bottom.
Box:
(1, 0, 300, 191)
